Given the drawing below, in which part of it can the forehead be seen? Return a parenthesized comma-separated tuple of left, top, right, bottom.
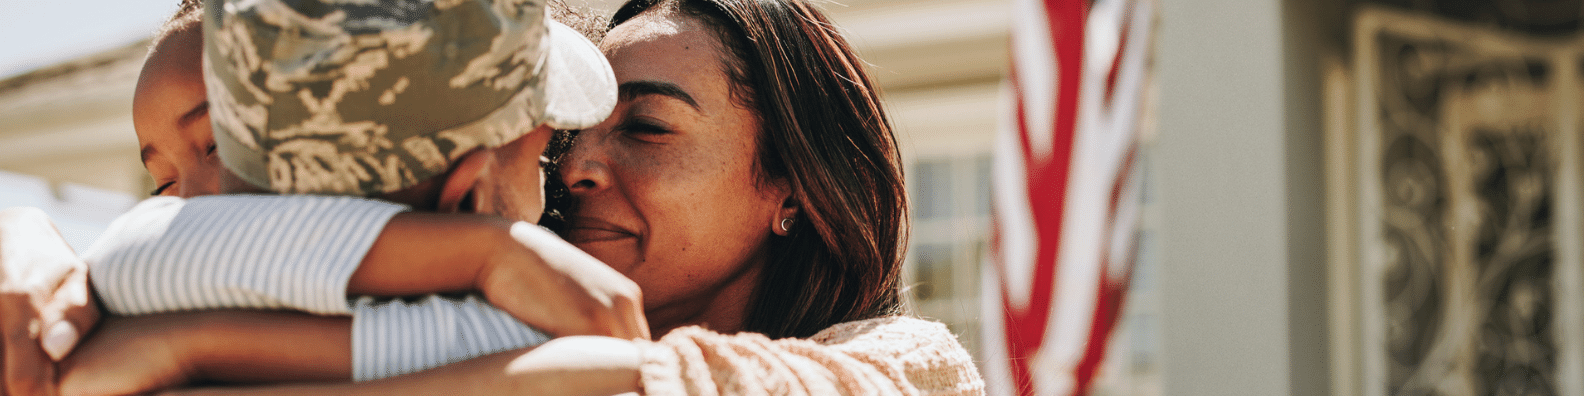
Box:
(134, 26, 208, 141)
(136, 27, 206, 107)
(141, 26, 205, 84)
(602, 11, 725, 75)
(601, 11, 743, 110)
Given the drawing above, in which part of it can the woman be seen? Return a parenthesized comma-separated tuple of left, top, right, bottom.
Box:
(559, 0, 911, 340)
(60, 0, 983, 394)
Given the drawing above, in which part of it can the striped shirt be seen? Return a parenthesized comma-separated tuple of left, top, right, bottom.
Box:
(83, 195, 549, 380)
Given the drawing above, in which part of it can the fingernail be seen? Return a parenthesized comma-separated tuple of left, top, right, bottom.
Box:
(42, 321, 79, 361)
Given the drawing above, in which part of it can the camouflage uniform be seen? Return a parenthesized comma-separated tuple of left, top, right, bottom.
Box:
(203, 0, 617, 195)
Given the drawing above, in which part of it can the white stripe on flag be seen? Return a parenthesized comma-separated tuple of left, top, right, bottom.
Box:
(983, 0, 1153, 395)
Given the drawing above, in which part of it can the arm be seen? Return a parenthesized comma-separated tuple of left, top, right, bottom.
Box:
(165, 337, 641, 396)
(349, 220, 649, 340)
(85, 195, 406, 316)
(88, 195, 645, 339)
(345, 221, 642, 379)
(84, 195, 643, 384)
(164, 317, 982, 396)
(52, 294, 558, 395)
(57, 311, 351, 396)
(55, 313, 630, 396)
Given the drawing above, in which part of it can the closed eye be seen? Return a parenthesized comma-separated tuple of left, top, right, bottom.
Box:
(150, 181, 175, 196)
(618, 118, 672, 137)
(621, 122, 669, 135)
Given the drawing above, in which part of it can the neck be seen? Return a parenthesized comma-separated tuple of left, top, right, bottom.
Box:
(645, 260, 763, 337)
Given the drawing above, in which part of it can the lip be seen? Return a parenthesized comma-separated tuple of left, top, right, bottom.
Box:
(562, 216, 638, 243)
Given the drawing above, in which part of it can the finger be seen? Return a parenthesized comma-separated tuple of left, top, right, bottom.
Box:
(589, 276, 646, 340)
(583, 290, 640, 340)
(1, 296, 56, 396)
(618, 293, 650, 341)
(607, 278, 648, 340)
(40, 271, 97, 361)
(38, 323, 76, 365)
(1, 336, 7, 396)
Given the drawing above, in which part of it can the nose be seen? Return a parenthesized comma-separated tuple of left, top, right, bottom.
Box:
(558, 130, 612, 197)
(180, 155, 226, 197)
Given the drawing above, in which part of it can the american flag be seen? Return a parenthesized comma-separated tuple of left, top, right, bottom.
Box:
(980, 0, 1153, 394)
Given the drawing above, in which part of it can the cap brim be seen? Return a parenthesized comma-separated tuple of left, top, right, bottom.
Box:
(539, 21, 618, 130)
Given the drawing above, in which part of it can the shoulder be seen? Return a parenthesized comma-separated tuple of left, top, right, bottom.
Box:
(640, 317, 983, 395)
(809, 315, 958, 348)
(811, 316, 984, 394)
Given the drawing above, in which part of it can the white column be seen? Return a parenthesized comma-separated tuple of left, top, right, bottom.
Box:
(1153, 0, 1331, 394)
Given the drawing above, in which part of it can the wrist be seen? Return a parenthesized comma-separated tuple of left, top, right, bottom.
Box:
(477, 221, 538, 295)
(182, 312, 253, 376)
(163, 313, 229, 381)
(171, 311, 354, 382)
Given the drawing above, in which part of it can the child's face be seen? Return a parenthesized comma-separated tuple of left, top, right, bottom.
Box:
(133, 24, 223, 198)
(131, 19, 552, 218)
(470, 125, 554, 224)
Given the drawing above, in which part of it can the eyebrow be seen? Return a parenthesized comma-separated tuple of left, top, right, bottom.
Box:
(140, 101, 209, 163)
(177, 101, 210, 129)
(619, 81, 699, 110)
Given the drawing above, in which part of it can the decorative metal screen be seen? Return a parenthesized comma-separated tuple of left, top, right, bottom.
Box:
(1353, 7, 1584, 396)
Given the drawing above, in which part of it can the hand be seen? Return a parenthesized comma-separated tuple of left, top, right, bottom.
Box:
(480, 223, 649, 340)
(0, 207, 101, 396)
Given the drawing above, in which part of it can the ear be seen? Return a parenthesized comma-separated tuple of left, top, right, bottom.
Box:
(770, 181, 800, 237)
(437, 149, 491, 214)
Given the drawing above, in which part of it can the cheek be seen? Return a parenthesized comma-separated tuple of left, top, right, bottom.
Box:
(523, 166, 546, 221)
(485, 163, 547, 223)
(619, 151, 725, 235)
(179, 154, 226, 197)
(619, 140, 776, 275)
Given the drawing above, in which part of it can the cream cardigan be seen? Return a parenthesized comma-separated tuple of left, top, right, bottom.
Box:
(636, 316, 984, 395)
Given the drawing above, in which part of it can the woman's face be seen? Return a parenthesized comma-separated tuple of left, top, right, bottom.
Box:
(133, 24, 223, 198)
(559, 10, 791, 332)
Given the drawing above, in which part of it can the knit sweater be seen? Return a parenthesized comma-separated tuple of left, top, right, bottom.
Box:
(636, 316, 984, 396)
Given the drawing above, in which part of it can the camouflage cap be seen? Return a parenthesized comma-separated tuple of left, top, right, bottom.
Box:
(202, 0, 616, 195)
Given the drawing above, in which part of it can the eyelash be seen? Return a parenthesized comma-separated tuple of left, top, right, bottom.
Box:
(618, 120, 670, 136)
(150, 181, 175, 196)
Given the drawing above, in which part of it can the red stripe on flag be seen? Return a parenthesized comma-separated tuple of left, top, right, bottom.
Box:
(1103, 0, 1136, 106)
(1000, 0, 1089, 394)
(1071, 145, 1140, 395)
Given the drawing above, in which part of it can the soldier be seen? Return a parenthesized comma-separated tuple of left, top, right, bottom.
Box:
(1, 0, 646, 394)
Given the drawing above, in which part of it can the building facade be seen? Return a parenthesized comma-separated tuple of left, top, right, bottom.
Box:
(9, 0, 1576, 395)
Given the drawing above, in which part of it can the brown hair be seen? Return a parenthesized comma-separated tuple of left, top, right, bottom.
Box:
(539, 0, 609, 232)
(610, 0, 908, 339)
(151, 0, 203, 50)
(548, 0, 609, 42)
